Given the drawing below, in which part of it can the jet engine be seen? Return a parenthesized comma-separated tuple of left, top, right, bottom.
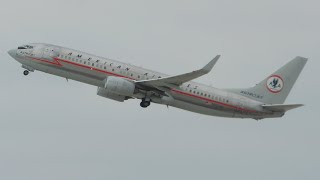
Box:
(97, 76, 135, 102)
(97, 87, 127, 102)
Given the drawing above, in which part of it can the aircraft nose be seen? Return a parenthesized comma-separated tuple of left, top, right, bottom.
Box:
(8, 49, 16, 58)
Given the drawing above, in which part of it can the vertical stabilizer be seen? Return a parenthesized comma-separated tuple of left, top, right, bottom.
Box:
(227, 56, 307, 104)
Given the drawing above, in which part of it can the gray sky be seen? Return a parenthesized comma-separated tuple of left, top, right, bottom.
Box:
(0, 0, 319, 179)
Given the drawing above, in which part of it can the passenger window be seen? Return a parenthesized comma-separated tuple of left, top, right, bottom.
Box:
(92, 63, 94, 66)
(104, 66, 106, 69)
(84, 61, 86, 64)
(112, 69, 114, 71)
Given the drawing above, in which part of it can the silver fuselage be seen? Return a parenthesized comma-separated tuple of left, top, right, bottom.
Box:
(8, 43, 283, 119)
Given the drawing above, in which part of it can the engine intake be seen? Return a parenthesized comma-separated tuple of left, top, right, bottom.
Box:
(97, 76, 135, 102)
(104, 76, 135, 96)
(97, 87, 126, 102)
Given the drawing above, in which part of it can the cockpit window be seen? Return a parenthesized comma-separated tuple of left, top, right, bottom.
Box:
(18, 45, 34, 49)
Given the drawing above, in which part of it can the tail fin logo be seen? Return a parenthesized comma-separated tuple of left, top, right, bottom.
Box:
(266, 75, 284, 93)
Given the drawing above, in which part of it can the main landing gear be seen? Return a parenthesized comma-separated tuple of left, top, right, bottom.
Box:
(23, 70, 29, 76)
(140, 98, 151, 108)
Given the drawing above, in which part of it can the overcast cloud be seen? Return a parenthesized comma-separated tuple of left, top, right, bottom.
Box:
(0, 0, 319, 179)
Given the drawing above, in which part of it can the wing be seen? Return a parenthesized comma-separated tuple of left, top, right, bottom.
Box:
(135, 55, 220, 90)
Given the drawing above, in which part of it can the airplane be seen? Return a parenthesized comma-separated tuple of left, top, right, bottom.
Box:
(7, 43, 308, 120)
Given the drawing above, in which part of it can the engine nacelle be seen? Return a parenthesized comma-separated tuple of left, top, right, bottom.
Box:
(104, 76, 135, 97)
(97, 87, 126, 102)
(97, 76, 135, 102)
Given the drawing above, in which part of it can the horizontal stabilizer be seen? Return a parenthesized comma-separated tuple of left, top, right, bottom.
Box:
(261, 104, 304, 112)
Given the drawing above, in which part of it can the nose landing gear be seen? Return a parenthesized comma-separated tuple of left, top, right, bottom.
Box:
(21, 65, 34, 76)
(23, 70, 29, 76)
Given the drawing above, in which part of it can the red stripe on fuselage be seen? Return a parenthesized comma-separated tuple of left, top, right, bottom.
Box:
(31, 57, 62, 66)
(29, 56, 258, 113)
(171, 89, 257, 113)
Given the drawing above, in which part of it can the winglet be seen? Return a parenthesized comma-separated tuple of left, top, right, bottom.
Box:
(202, 55, 221, 73)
